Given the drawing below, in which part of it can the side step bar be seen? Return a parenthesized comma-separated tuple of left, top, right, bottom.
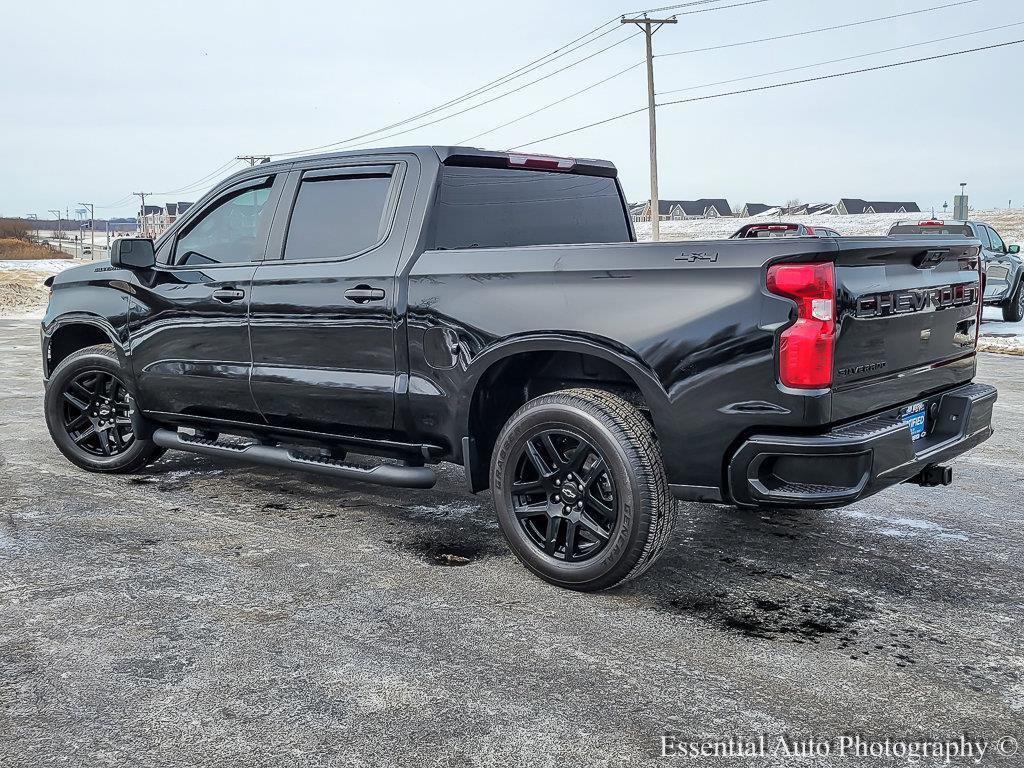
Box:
(152, 428, 436, 489)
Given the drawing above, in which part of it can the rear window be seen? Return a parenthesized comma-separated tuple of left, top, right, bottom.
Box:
(889, 224, 973, 237)
(430, 166, 630, 250)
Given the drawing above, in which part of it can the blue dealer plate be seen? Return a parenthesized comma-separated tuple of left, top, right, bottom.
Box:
(900, 401, 928, 441)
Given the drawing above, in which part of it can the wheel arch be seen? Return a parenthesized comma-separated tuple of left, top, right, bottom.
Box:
(458, 334, 671, 493)
(44, 315, 127, 379)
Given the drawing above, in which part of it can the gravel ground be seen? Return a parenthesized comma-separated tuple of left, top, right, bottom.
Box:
(1, 318, 1022, 767)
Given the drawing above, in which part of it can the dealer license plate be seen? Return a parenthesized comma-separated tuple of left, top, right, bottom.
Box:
(900, 401, 928, 442)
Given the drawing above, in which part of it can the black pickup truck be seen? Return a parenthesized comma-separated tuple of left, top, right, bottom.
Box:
(41, 146, 996, 590)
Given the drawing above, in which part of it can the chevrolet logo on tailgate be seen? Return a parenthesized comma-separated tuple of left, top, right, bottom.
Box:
(854, 282, 979, 318)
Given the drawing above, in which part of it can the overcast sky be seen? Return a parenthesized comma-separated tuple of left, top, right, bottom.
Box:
(2, 0, 1022, 218)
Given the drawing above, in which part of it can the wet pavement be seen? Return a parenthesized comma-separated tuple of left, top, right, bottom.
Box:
(1, 317, 1021, 767)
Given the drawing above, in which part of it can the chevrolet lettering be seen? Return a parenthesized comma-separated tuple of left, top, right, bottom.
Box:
(855, 282, 980, 319)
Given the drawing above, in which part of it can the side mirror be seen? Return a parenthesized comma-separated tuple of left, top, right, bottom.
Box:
(111, 237, 155, 269)
(1008, 244, 1020, 255)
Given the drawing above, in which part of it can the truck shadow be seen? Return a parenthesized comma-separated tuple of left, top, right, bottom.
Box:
(139, 449, 978, 663)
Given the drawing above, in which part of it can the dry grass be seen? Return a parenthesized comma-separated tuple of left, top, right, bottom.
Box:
(0, 238, 70, 260)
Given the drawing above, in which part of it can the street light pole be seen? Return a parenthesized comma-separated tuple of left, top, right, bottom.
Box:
(48, 209, 62, 249)
(621, 14, 677, 242)
(79, 202, 95, 260)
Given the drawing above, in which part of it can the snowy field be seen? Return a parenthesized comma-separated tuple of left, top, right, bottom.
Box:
(635, 208, 1024, 243)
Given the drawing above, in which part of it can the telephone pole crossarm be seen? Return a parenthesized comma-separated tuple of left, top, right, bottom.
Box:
(621, 15, 677, 242)
(236, 155, 272, 166)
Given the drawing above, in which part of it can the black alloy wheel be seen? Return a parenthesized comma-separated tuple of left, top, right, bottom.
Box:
(60, 369, 135, 457)
(510, 429, 617, 563)
(491, 388, 676, 591)
(44, 344, 164, 473)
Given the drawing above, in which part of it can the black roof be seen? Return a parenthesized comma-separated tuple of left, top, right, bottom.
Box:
(228, 146, 617, 181)
(839, 198, 921, 214)
(742, 203, 778, 215)
(657, 198, 732, 216)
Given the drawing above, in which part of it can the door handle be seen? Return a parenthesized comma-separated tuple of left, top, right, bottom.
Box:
(212, 288, 246, 303)
(344, 285, 386, 304)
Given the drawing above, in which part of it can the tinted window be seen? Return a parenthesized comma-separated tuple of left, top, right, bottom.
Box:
(284, 172, 393, 260)
(175, 182, 274, 266)
(976, 226, 993, 248)
(889, 224, 973, 237)
(431, 166, 630, 250)
(987, 226, 1005, 252)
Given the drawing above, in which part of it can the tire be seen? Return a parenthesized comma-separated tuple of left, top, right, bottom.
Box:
(490, 388, 676, 591)
(1001, 278, 1024, 323)
(44, 344, 165, 473)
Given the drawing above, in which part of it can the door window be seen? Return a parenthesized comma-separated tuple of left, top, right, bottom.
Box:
(174, 180, 275, 266)
(974, 225, 993, 249)
(987, 227, 1005, 253)
(283, 170, 394, 261)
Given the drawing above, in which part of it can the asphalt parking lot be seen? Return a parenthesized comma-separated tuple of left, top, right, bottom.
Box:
(1, 317, 1022, 767)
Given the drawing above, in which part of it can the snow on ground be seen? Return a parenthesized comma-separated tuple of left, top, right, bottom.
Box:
(0, 259, 82, 317)
(980, 307, 1024, 356)
(1, 259, 80, 273)
(635, 209, 1024, 242)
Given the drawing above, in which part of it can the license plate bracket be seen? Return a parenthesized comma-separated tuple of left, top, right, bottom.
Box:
(900, 401, 928, 442)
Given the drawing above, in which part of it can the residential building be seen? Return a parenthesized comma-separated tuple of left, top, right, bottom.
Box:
(833, 198, 921, 215)
(632, 198, 732, 222)
(138, 201, 195, 237)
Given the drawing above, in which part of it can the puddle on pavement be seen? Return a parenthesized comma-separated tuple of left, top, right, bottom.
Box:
(400, 538, 497, 567)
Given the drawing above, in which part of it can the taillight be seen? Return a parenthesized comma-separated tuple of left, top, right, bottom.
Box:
(766, 262, 836, 389)
(918, 220, 944, 226)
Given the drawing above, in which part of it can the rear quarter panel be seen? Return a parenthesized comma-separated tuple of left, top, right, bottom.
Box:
(404, 238, 837, 491)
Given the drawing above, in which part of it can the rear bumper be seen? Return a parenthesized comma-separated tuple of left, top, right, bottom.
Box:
(727, 382, 996, 508)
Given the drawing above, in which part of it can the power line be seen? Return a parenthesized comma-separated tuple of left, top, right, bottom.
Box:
(319, 31, 644, 153)
(467, 18, 1024, 146)
(458, 61, 644, 144)
(269, 0, 773, 158)
(657, 0, 982, 58)
(629, 0, 765, 14)
(150, 158, 244, 196)
(657, 19, 1024, 95)
(463, 12, 1018, 146)
(507, 38, 1024, 149)
(649, 0, 770, 15)
(659, 39, 1023, 105)
(270, 24, 628, 158)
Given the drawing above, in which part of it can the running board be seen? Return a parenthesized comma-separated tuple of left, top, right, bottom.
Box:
(152, 428, 436, 489)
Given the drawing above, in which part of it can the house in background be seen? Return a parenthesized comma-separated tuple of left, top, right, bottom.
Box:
(138, 201, 195, 237)
(740, 202, 780, 217)
(833, 198, 920, 215)
(632, 198, 732, 222)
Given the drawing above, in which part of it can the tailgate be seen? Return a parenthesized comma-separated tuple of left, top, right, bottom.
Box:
(831, 236, 982, 419)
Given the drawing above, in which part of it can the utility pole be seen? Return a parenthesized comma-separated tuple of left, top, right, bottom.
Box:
(237, 155, 271, 166)
(79, 202, 95, 259)
(133, 192, 151, 237)
(622, 14, 676, 242)
(48, 209, 62, 247)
